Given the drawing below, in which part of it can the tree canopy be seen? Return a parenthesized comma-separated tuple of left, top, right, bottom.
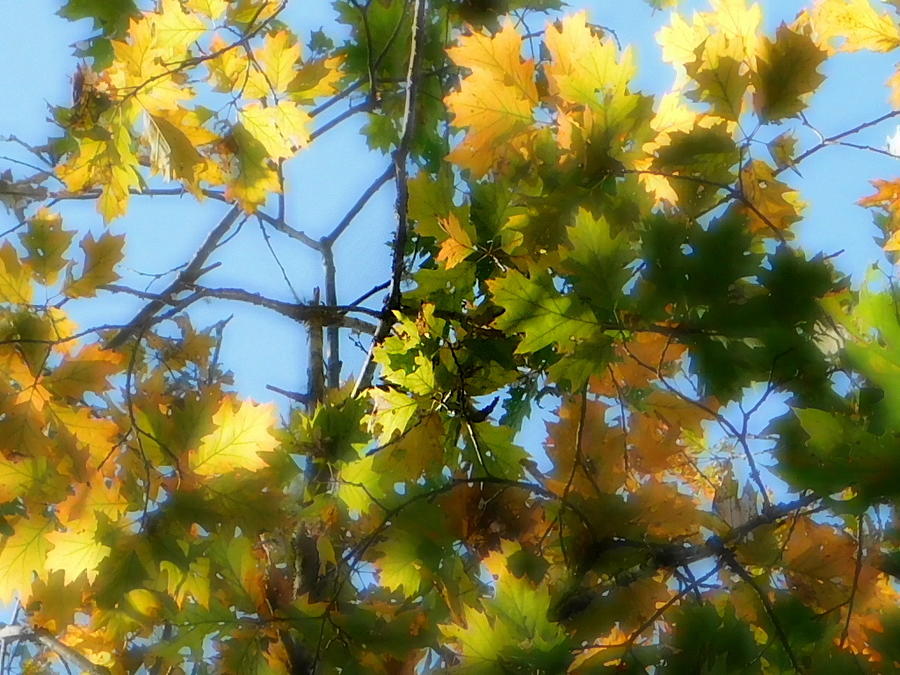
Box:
(0, 0, 899, 672)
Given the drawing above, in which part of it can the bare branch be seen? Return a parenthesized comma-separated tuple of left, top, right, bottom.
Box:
(780, 109, 900, 176)
(105, 205, 243, 349)
(354, 0, 428, 395)
(0, 624, 109, 675)
(323, 164, 396, 245)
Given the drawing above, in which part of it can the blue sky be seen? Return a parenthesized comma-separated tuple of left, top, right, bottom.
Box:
(0, 0, 896, 414)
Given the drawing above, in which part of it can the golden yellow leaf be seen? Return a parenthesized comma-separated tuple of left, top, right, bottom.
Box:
(45, 527, 111, 584)
(705, 0, 762, 65)
(811, 0, 900, 53)
(0, 516, 53, 602)
(657, 12, 711, 70)
(545, 11, 636, 106)
(152, 0, 206, 55)
(289, 55, 344, 102)
(0, 242, 33, 304)
(436, 213, 475, 269)
(161, 557, 211, 608)
(186, 0, 228, 20)
(55, 476, 129, 528)
(44, 344, 124, 399)
(190, 397, 278, 475)
(222, 125, 281, 212)
(240, 101, 311, 158)
(446, 19, 536, 97)
(208, 34, 251, 93)
(740, 160, 805, 234)
(245, 30, 302, 99)
(64, 232, 126, 298)
(890, 65, 900, 108)
(110, 15, 193, 112)
(445, 21, 537, 176)
(146, 113, 207, 189)
(0, 456, 49, 502)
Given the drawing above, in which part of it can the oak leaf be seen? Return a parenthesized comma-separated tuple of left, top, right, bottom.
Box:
(811, 0, 900, 53)
(64, 232, 125, 298)
(0, 516, 53, 602)
(45, 527, 111, 584)
(752, 24, 827, 122)
(190, 397, 278, 476)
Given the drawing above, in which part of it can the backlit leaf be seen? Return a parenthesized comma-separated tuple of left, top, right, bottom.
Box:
(64, 232, 125, 298)
(191, 397, 278, 475)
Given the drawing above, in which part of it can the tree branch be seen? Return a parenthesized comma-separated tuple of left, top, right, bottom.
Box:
(0, 624, 109, 675)
(105, 205, 242, 349)
(353, 0, 428, 396)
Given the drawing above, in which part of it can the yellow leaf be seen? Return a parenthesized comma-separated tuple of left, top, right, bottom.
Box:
(207, 34, 251, 93)
(890, 65, 900, 108)
(64, 232, 125, 298)
(245, 30, 302, 98)
(289, 55, 344, 102)
(191, 397, 278, 475)
(240, 101, 311, 158)
(545, 12, 637, 106)
(122, 588, 163, 621)
(447, 19, 535, 92)
(45, 344, 124, 399)
(436, 213, 475, 269)
(336, 454, 385, 515)
(368, 387, 418, 443)
(55, 477, 129, 528)
(445, 21, 537, 176)
(0, 242, 33, 304)
(740, 160, 805, 234)
(222, 125, 281, 212)
(657, 12, 711, 69)
(146, 113, 207, 189)
(0, 516, 53, 602)
(46, 307, 80, 356)
(151, 0, 207, 56)
(161, 557, 211, 608)
(186, 0, 228, 20)
(705, 0, 762, 65)
(811, 0, 900, 53)
(0, 456, 49, 502)
(110, 16, 193, 112)
(45, 527, 111, 584)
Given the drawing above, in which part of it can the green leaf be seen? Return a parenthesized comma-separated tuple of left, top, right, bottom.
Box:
(686, 35, 749, 120)
(58, 0, 138, 36)
(753, 24, 827, 123)
(487, 269, 598, 354)
(19, 210, 75, 286)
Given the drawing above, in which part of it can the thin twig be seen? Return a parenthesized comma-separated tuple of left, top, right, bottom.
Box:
(323, 164, 396, 245)
(105, 205, 242, 349)
(353, 0, 428, 396)
(839, 518, 865, 649)
(778, 109, 900, 176)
